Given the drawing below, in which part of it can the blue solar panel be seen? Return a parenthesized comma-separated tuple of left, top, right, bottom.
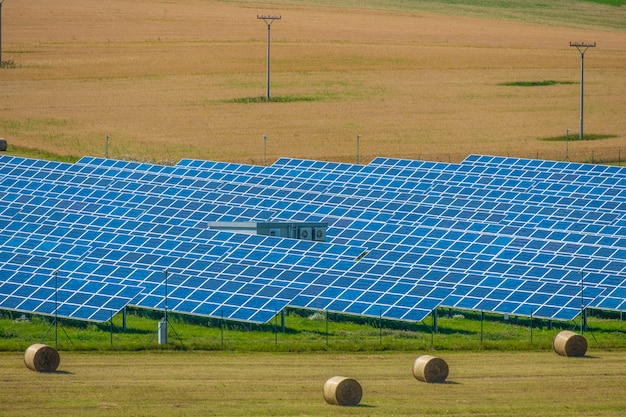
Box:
(171, 160, 623, 249)
(0, 251, 142, 322)
(2, 154, 624, 324)
(3, 194, 598, 322)
(0, 210, 453, 323)
(0, 187, 453, 323)
(461, 154, 626, 180)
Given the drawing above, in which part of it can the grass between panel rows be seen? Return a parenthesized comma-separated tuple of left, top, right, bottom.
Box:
(2, 308, 625, 352)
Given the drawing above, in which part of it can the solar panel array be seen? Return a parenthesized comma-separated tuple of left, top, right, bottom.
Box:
(1, 153, 624, 325)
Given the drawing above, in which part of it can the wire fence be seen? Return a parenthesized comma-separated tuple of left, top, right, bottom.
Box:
(414, 145, 626, 166)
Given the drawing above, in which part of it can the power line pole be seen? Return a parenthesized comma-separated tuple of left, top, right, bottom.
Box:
(0, 0, 5, 64)
(570, 41, 596, 140)
(257, 15, 281, 101)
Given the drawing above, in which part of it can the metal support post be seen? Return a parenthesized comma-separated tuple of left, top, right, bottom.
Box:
(570, 42, 596, 140)
(257, 15, 281, 100)
(565, 128, 569, 161)
(0, 1, 4, 64)
(580, 269, 586, 334)
(54, 269, 59, 347)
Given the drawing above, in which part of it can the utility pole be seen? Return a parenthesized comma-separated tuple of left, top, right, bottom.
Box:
(570, 41, 596, 140)
(565, 128, 569, 161)
(0, 0, 5, 64)
(257, 15, 281, 101)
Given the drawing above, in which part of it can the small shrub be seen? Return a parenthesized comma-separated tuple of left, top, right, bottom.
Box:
(226, 95, 319, 104)
(500, 80, 576, 87)
(0, 60, 17, 69)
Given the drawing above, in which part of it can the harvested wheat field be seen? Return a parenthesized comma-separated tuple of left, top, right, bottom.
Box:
(1, 0, 625, 165)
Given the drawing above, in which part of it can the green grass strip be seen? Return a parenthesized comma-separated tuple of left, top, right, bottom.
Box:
(226, 95, 320, 103)
(541, 133, 616, 141)
(501, 80, 576, 87)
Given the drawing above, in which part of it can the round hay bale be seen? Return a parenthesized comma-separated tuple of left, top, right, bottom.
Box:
(323, 376, 362, 406)
(413, 355, 449, 383)
(0, 139, 7, 152)
(24, 343, 60, 372)
(553, 330, 587, 357)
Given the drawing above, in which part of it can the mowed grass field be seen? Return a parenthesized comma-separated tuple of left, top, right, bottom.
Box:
(1, 0, 625, 165)
(0, 350, 625, 417)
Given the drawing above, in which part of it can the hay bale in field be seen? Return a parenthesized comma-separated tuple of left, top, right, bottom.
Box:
(323, 376, 362, 406)
(24, 344, 60, 372)
(413, 355, 449, 383)
(553, 330, 587, 357)
(0, 139, 7, 151)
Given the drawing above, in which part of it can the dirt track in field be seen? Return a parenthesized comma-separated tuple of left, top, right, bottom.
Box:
(1, 0, 625, 164)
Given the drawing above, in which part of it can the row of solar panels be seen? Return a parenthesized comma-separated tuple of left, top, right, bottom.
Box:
(3, 188, 591, 323)
(59, 157, 626, 251)
(169, 155, 626, 307)
(2, 154, 620, 300)
(7, 154, 624, 258)
(177, 157, 625, 225)
(1, 153, 624, 324)
(64, 155, 625, 282)
(7, 154, 620, 284)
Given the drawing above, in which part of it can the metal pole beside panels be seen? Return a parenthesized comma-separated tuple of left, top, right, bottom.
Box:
(570, 41, 596, 140)
(0, 0, 4, 64)
(54, 269, 59, 347)
(580, 269, 587, 334)
(160, 269, 169, 344)
(257, 15, 281, 101)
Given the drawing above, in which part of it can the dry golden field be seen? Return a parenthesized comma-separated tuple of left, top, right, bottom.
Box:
(2, 350, 626, 417)
(1, 0, 625, 165)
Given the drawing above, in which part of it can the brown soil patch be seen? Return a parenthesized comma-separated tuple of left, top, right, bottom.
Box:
(1, 0, 625, 164)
